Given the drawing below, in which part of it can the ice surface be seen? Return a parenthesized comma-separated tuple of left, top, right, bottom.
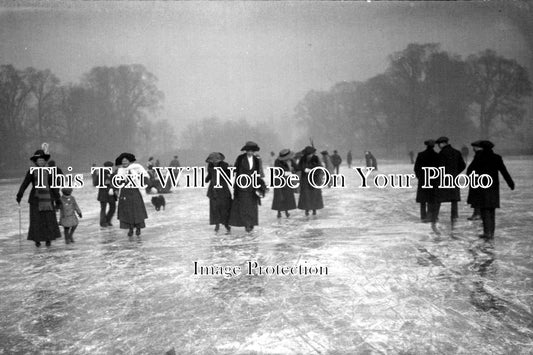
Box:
(0, 158, 532, 354)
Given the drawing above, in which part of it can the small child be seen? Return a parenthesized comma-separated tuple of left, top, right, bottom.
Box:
(59, 188, 82, 244)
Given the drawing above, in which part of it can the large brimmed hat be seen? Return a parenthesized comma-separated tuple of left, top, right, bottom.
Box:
(435, 136, 449, 144)
(471, 140, 483, 148)
(302, 146, 316, 156)
(424, 139, 436, 147)
(241, 141, 260, 152)
(320, 150, 329, 155)
(278, 149, 294, 161)
(103, 161, 114, 167)
(479, 140, 495, 149)
(30, 149, 50, 162)
(206, 152, 225, 163)
(115, 152, 136, 166)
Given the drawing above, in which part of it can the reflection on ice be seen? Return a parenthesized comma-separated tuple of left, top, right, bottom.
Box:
(0, 159, 532, 353)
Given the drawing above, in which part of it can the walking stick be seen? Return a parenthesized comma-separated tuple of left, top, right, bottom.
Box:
(18, 203, 22, 251)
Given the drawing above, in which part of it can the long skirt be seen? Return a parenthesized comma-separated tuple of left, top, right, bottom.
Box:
(229, 191, 258, 227)
(298, 187, 324, 211)
(27, 203, 61, 242)
(209, 196, 232, 225)
(271, 187, 296, 211)
(118, 188, 148, 229)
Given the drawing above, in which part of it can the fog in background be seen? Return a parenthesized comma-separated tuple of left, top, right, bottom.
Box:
(0, 1, 532, 175)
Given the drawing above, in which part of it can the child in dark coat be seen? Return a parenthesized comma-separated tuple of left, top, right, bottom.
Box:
(59, 188, 82, 244)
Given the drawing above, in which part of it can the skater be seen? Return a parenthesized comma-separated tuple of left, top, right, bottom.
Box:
(169, 155, 180, 168)
(414, 140, 439, 222)
(434, 136, 466, 226)
(169, 155, 181, 181)
(147, 156, 155, 170)
(59, 188, 82, 244)
(16, 149, 61, 247)
(365, 151, 377, 170)
(466, 140, 514, 240)
(97, 161, 117, 227)
(320, 150, 334, 187)
(331, 150, 342, 175)
(466, 141, 483, 221)
(91, 163, 98, 187)
(347, 150, 353, 169)
(205, 152, 232, 234)
(116, 152, 149, 237)
(408, 151, 415, 164)
(229, 141, 264, 232)
(297, 146, 324, 216)
(271, 149, 297, 218)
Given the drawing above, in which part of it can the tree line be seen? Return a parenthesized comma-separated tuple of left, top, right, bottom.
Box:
(0, 64, 169, 176)
(294, 43, 532, 156)
(2, 43, 531, 177)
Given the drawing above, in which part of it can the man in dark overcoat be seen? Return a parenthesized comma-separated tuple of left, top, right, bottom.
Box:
(414, 139, 440, 222)
(466, 141, 483, 221)
(330, 150, 342, 175)
(434, 136, 466, 225)
(466, 140, 514, 239)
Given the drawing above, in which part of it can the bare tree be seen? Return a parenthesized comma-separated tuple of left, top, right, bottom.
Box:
(26, 68, 61, 143)
(0, 65, 32, 169)
(467, 49, 532, 139)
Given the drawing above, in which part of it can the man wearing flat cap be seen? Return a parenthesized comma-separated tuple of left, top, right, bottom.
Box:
(414, 139, 440, 222)
(434, 136, 466, 226)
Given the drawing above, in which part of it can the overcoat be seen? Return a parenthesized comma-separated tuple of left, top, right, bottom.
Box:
(271, 158, 297, 211)
(16, 169, 61, 242)
(297, 154, 324, 210)
(436, 145, 466, 202)
(466, 149, 514, 208)
(60, 195, 81, 228)
(97, 169, 117, 203)
(205, 161, 232, 225)
(414, 147, 440, 203)
(229, 154, 262, 227)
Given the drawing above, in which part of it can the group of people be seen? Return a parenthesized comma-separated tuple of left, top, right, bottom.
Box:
(15, 137, 514, 247)
(206, 142, 325, 233)
(16, 149, 154, 246)
(414, 136, 514, 240)
(16, 149, 83, 247)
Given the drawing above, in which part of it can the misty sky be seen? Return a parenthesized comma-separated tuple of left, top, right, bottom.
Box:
(0, 1, 530, 128)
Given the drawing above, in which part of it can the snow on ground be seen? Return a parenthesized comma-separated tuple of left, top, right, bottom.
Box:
(0, 157, 532, 354)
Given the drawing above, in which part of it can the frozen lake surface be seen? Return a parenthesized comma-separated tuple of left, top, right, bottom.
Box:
(1, 158, 532, 354)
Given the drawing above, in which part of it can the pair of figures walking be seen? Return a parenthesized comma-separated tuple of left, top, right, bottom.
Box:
(271, 145, 324, 217)
(414, 137, 514, 239)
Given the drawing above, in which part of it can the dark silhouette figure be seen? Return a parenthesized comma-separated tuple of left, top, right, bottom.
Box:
(434, 137, 466, 227)
(414, 140, 440, 222)
(466, 140, 514, 239)
(365, 151, 377, 170)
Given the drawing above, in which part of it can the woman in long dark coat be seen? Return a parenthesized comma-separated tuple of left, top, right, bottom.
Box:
(466, 140, 514, 240)
(229, 141, 263, 232)
(205, 152, 232, 233)
(297, 146, 324, 216)
(16, 149, 61, 247)
(115, 152, 149, 237)
(271, 149, 297, 218)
